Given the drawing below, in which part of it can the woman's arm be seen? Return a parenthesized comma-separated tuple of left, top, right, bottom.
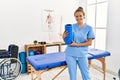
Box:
(70, 38, 93, 47)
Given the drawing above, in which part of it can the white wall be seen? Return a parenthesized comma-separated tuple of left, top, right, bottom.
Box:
(0, 0, 81, 51)
(106, 0, 120, 74)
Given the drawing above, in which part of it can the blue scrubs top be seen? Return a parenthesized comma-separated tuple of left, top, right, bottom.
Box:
(65, 23, 95, 57)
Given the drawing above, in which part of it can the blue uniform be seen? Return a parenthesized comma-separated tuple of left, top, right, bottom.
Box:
(65, 23, 95, 80)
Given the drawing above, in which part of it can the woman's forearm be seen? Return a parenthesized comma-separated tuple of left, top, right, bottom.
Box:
(77, 38, 92, 47)
(77, 41, 91, 46)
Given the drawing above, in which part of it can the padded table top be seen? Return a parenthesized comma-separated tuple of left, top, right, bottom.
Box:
(27, 48, 110, 70)
(88, 48, 110, 59)
(27, 52, 66, 70)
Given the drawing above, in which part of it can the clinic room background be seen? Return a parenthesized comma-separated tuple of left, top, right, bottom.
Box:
(0, 0, 120, 79)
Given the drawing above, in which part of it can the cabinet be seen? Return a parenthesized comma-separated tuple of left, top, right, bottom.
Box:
(24, 42, 65, 73)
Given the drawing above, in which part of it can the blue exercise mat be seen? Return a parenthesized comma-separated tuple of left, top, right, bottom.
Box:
(19, 52, 26, 63)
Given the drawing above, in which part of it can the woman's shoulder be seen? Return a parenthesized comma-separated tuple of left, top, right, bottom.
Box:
(85, 23, 92, 27)
(71, 23, 77, 29)
(72, 23, 77, 26)
(84, 23, 93, 29)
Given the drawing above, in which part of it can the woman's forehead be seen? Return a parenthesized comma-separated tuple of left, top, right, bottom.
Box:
(75, 12, 83, 15)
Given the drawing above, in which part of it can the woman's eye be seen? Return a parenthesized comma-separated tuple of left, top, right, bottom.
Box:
(75, 16, 78, 18)
(75, 15, 82, 18)
(80, 15, 82, 17)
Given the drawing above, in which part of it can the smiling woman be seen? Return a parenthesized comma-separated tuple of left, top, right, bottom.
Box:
(62, 6, 95, 80)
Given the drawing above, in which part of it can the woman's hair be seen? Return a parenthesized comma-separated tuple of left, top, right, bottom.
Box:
(74, 7, 85, 16)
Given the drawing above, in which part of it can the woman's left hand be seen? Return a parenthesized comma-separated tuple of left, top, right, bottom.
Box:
(70, 41, 78, 46)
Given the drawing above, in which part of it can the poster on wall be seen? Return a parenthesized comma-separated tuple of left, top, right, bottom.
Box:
(41, 9, 55, 32)
(41, 9, 63, 42)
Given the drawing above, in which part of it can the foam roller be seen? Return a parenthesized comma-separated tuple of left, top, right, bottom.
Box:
(64, 24, 73, 44)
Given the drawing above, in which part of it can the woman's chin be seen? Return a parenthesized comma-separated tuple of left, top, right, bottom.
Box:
(77, 21, 83, 23)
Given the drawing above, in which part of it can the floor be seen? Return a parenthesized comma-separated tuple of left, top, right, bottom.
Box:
(16, 66, 119, 80)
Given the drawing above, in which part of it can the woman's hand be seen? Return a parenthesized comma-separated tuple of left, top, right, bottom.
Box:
(62, 31, 68, 39)
(70, 41, 78, 47)
(70, 38, 93, 47)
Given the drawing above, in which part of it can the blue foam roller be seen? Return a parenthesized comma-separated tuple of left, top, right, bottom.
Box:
(64, 24, 73, 44)
(19, 52, 26, 63)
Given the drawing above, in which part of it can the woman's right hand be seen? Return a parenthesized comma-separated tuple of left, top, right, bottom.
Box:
(62, 31, 68, 39)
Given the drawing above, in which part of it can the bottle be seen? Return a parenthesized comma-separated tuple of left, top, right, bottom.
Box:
(118, 68, 120, 80)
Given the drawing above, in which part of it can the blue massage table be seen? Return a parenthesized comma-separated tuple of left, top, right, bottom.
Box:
(27, 48, 110, 80)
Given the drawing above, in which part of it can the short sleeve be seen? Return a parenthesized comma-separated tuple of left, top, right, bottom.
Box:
(87, 27, 95, 40)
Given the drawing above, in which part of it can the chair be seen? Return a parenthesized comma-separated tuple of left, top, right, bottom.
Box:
(0, 44, 19, 58)
(0, 49, 10, 58)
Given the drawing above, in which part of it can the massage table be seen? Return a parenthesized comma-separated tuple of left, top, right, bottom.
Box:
(27, 48, 110, 80)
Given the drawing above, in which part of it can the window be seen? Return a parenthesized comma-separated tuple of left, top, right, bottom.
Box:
(87, 0, 108, 50)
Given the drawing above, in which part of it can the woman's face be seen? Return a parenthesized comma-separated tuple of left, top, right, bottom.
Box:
(74, 11, 85, 24)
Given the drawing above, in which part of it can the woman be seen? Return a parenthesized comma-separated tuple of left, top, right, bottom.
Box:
(62, 7, 95, 80)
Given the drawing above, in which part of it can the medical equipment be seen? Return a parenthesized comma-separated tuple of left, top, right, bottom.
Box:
(27, 48, 110, 80)
(0, 58, 21, 80)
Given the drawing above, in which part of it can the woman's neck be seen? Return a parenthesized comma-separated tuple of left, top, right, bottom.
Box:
(78, 22, 84, 28)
